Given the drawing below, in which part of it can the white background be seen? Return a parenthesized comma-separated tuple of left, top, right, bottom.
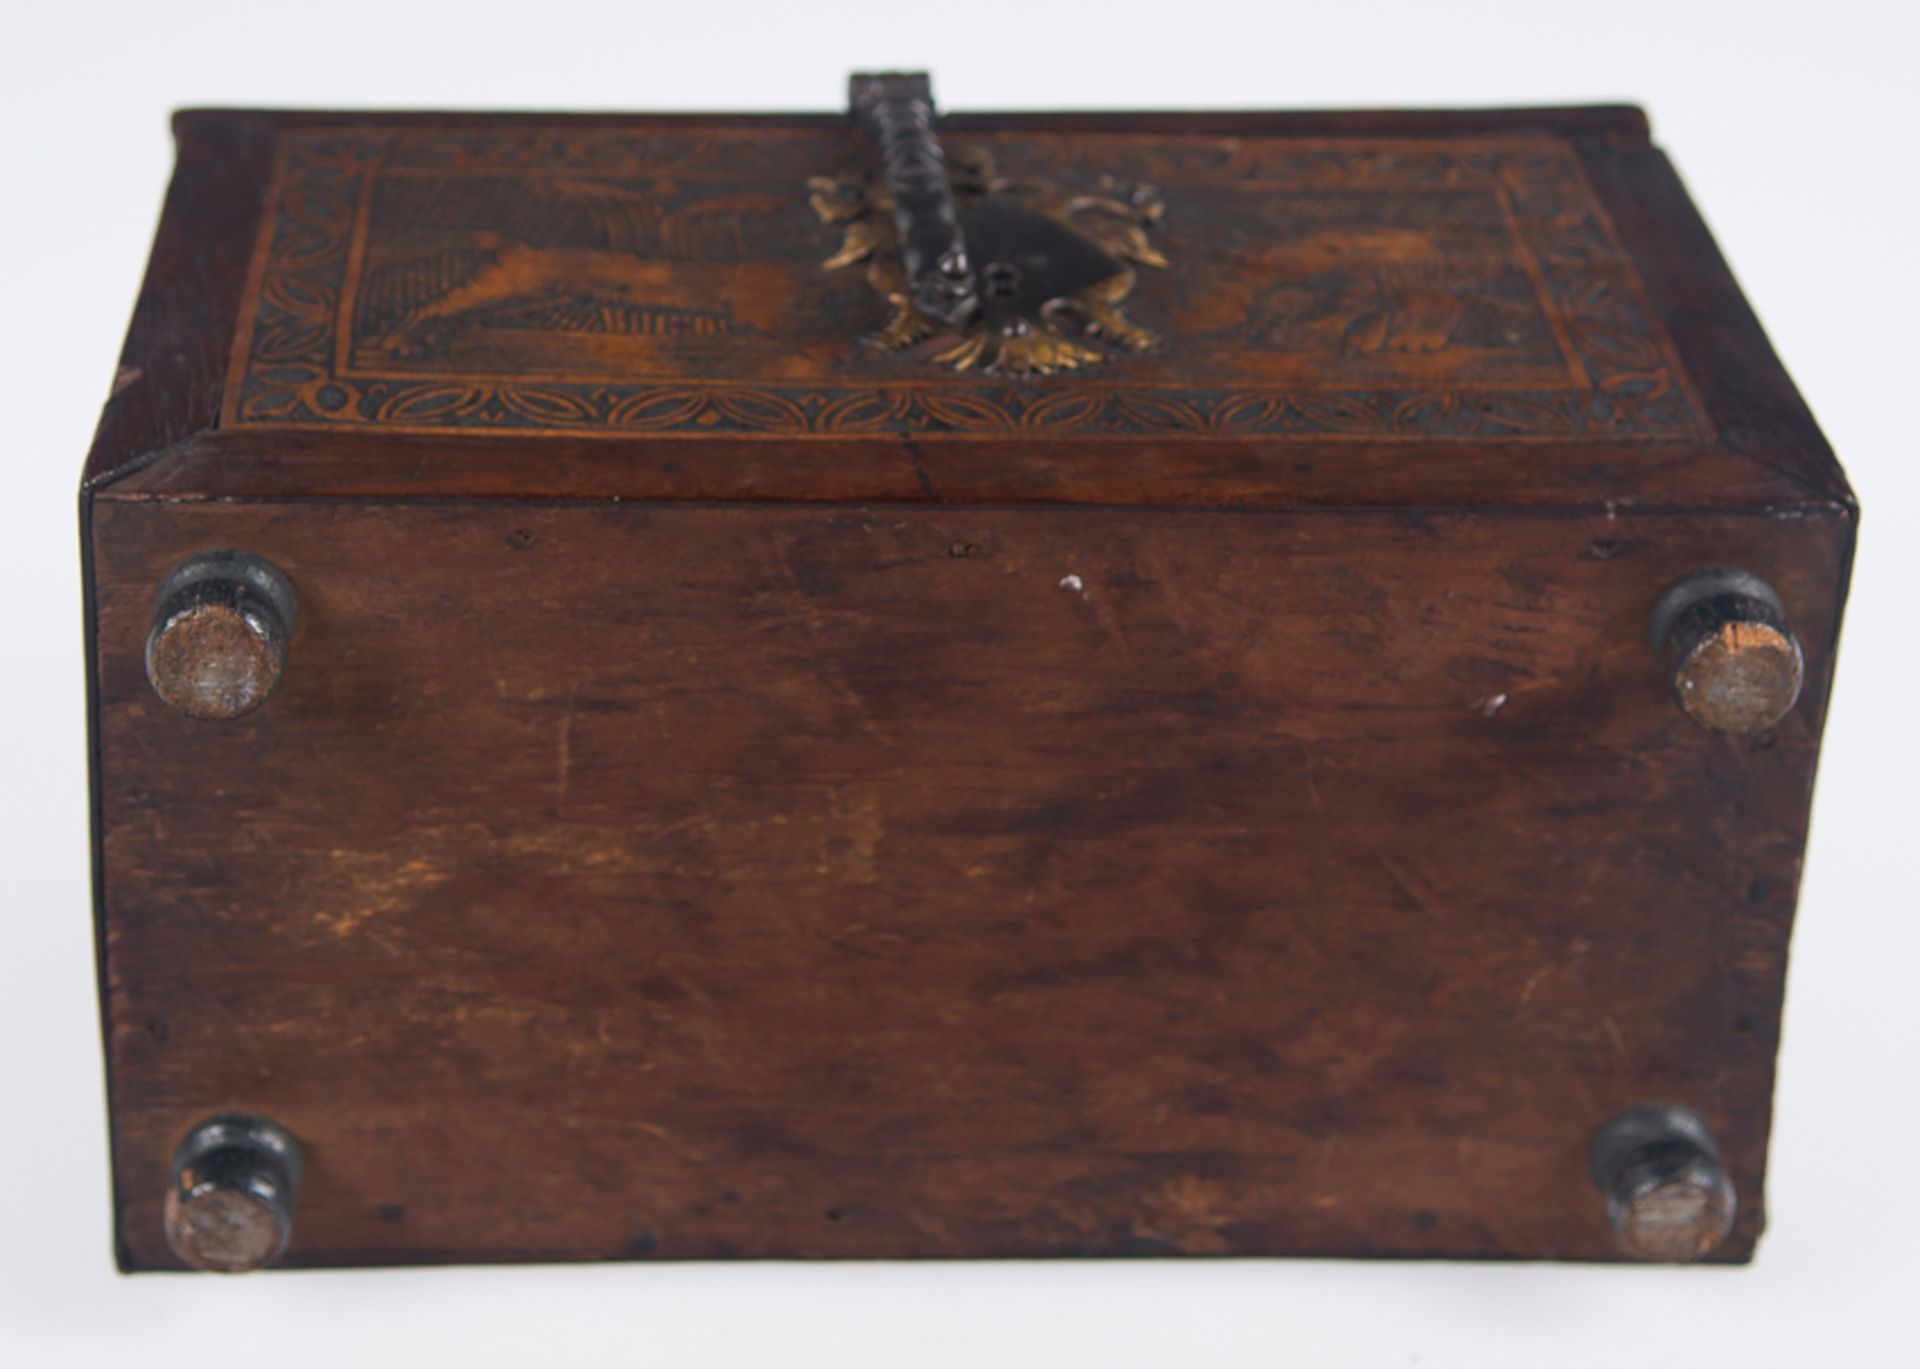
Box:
(4, 2, 1916, 1363)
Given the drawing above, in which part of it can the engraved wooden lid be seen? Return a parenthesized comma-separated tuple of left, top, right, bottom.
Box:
(83, 107, 1852, 515)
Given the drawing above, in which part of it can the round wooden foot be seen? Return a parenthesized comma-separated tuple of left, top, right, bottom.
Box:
(1650, 567, 1802, 735)
(145, 550, 297, 721)
(1589, 1103, 1736, 1262)
(164, 1113, 303, 1272)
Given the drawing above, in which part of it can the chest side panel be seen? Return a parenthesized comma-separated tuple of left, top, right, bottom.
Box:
(91, 498, 1842, 1267)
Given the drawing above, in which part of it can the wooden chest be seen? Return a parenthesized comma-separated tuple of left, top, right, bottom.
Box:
(82, 78, 1855, 1272)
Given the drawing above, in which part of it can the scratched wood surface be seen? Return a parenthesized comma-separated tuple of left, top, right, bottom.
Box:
(91, 499, 1845, 1266)
(83, 105, 1855, 1269)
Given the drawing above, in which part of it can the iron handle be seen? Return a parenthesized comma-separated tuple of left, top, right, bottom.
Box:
(848, 71, 979, 328)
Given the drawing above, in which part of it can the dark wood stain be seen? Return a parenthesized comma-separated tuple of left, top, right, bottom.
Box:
(90, 500, 1847, 1267)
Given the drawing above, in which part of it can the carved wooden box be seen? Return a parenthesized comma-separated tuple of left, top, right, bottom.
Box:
(82, 85, 1854, 1272)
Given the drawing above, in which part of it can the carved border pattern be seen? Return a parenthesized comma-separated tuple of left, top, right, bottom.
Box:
(225, 129, 1708, 441)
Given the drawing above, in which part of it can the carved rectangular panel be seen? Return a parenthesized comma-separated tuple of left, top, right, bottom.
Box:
(222, 127, 1707, 441)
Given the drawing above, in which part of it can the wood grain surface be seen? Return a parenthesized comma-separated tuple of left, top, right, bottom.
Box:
(90, 497, 1846, 1266)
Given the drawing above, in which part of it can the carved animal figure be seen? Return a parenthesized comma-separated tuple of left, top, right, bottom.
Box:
(371, 233, 726, 356)
(362, 182, 789, 357)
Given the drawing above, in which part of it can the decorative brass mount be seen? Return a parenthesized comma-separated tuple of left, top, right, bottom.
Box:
(813, 71, 1169, 376)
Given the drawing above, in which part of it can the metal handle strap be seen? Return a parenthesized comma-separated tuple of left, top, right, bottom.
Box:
(849, 72, 979, 328)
